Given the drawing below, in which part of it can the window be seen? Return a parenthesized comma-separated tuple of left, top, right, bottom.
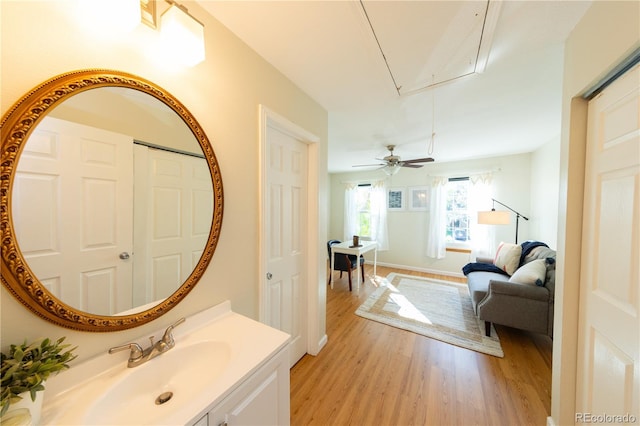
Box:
(345, 181, 388, 250)
(445, 177, 471, 243)
(356, 184, 371, 237)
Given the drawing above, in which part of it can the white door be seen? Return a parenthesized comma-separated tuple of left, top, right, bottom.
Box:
(576, 63, 639, 418)
(133, 146, 213, 306)
(12, 116, 134, 315)
(265, 124, 308, 367)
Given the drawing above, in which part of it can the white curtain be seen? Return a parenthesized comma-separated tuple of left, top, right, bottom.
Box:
(468, 172, 495, 260)
(343, 181, 389, 250)
(426, 176, 448, 259)
(343, 183, 358, 242)
(369, 180, 389, 251)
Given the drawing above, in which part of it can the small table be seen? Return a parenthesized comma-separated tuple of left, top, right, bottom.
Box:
(330, 240, 377, 293)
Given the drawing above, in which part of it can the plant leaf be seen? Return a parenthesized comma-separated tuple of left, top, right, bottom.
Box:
(1, 336, 77, 414)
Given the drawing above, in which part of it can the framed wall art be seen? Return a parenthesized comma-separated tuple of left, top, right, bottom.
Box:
(409, 186, 429, 211)
(387, 188, 405, 211)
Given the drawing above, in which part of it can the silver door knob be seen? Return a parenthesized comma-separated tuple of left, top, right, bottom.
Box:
(119, 252, 130, 260)
(266, 272, 273, 280)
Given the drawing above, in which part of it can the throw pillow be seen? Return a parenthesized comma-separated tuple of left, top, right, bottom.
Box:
(509, 259, 547, 286)
(494, 242, 522, 275)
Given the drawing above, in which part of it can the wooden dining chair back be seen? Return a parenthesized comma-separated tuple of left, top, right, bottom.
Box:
(327, 240, 365, 291)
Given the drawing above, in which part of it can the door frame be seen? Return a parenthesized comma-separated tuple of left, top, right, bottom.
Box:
(553, 52, 640, 425)
(258, 105, 323, 356)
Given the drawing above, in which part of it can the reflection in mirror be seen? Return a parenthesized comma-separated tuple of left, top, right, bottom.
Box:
(1, 70, 223, 331)
(12, 87, 214, 316)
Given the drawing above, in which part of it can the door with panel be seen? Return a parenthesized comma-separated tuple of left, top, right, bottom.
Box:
(265, 124, 308, 367)
(13, 116, 134, 315)
(576, 63, 639, 418)
(133, 146, 213, 306)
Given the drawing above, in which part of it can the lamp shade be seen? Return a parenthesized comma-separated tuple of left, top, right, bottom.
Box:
(478, 210, 510, 225)
(160, 4, 205, 66)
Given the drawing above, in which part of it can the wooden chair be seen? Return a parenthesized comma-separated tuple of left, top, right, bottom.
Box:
(327, 239, 365, 291)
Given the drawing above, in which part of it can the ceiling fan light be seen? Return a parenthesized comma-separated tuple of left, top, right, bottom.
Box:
(382, 163, 401, 176)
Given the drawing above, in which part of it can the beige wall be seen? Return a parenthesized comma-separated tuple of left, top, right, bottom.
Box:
(50, 88, 203, 155)
(530, 136, 561, 247)
(553, 1, 640, 425)
(1, 1, 328, 361)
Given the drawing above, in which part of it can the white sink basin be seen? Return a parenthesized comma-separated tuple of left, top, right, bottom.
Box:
(82, 341, 231, 425)
(41, 301, 291, 426)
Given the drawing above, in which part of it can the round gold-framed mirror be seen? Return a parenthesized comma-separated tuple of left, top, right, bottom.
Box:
(1, 69, 223, 331)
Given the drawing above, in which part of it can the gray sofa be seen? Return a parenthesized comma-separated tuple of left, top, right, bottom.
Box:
(465, 243, 556, 338)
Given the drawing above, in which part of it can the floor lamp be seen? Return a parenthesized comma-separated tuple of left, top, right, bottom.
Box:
(477, 199, 529, 244)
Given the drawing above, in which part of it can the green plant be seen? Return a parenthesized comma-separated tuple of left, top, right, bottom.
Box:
(0, 337, 77, 416)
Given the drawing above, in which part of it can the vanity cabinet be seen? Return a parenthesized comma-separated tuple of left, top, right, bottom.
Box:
(193, 414, 209, 426)
(194, 345, 290, 426)
(40, 302, 291, 425)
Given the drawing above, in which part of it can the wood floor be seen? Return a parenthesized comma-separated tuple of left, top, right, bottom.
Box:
(290, 265, 553, 426)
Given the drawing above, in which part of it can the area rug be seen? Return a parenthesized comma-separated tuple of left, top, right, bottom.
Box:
(355, 273, 504, 357)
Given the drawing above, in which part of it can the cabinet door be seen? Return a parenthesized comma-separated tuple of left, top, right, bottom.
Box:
(208, 348, 290, 426)
(192, 413, 208, 426)
(221, 370, 280, 426)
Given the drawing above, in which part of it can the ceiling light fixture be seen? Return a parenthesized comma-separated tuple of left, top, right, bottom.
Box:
(140, 0, 157, 28)
(140, 0, 205, 67)
(160, 0, 205, 66)
(382, 163, 401, 176)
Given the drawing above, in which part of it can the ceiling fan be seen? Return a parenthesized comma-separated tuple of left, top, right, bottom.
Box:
(353, 145, 435, 175)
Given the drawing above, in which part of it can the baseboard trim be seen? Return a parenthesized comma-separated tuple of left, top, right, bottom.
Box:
(366, 260, 466, 279)
(308, 334, 328, 356)
(547, 416, 555, 426)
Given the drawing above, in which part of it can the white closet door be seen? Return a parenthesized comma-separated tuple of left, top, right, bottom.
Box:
(576, 63, 639, 418)
(13, 116, 134, 315)
(133, 147, 212, 305)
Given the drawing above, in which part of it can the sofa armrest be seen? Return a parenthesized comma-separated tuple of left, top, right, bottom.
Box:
(487, 280, 549, 301)
(476, 256, 494, 265)
(477, 279, 551, 336)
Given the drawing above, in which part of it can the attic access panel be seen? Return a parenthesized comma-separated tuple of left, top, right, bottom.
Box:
(362, 1, 495, 96)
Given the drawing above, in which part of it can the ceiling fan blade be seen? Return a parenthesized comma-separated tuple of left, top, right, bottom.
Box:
(400, 163, 423, 168)
(402, 157, 435, 164)
(352, 163, 385, 168)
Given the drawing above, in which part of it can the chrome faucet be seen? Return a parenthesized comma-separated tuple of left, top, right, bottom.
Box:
(109, 318, 185, 368)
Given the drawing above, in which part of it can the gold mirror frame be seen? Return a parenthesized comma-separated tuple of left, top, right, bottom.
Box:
(0, 69, 223, 331)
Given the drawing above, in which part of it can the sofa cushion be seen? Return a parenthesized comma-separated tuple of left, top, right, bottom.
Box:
(509, 259, 547, 286)
(521, 245, 557, 300)
(494, 242, 522, 275)
(523, 245, 556, 265)
(467, 271, 511, 312)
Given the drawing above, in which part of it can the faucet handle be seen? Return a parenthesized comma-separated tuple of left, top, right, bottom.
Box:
(108, 343, 143, 360)
(171, 317, 186, 328)
(161, 317, 186, 347)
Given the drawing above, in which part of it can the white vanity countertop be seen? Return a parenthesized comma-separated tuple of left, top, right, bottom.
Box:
(41, 301, 290, 425)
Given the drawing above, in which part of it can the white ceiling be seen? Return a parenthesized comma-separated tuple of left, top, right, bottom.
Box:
(198, 1, 592, 173)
